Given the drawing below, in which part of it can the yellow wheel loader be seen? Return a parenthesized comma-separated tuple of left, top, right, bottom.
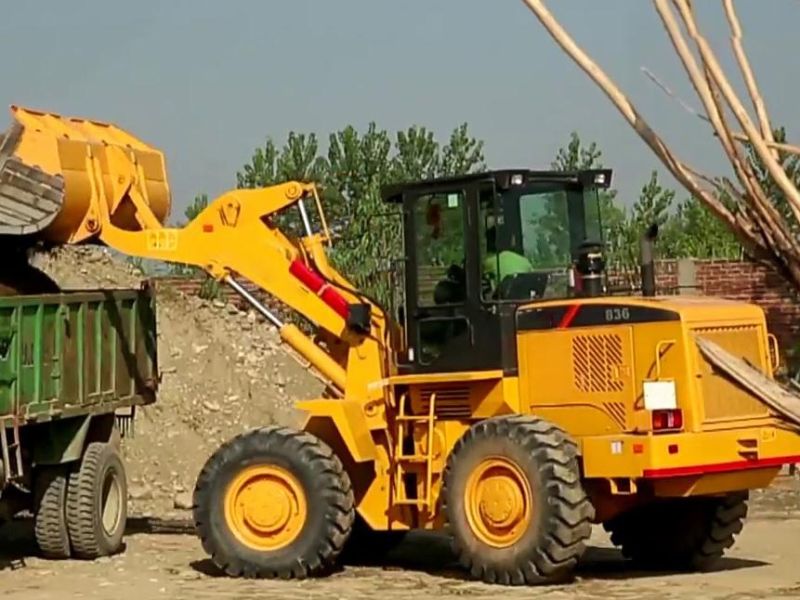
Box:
(3, 105, 800, 585)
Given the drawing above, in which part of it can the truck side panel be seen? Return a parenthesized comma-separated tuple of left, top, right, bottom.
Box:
(0, 287, 157, 422)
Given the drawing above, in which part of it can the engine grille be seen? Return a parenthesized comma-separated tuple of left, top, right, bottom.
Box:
(693, 325, 771, 423)
(572, 334, 625, 393)
(417, 384, 472, 419)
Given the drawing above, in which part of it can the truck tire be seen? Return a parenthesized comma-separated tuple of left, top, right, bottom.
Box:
(442, 415, 594, 586)
(604, 491, 748, 571)
(33, 465, 72, 559)
(192, 425, 355, 579)
(65, 441, 128, 559)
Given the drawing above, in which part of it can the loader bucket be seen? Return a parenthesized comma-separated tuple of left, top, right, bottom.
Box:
(0, 105, 171, 244)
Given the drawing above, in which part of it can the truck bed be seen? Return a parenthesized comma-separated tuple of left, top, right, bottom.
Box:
(0, 286, 158, 424)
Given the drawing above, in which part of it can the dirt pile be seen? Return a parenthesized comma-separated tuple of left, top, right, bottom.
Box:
(32, 245, 323, 517)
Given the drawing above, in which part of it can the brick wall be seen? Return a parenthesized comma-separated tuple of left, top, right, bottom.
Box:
(150, 258, 800, 367)
(664, 260, 800, 365)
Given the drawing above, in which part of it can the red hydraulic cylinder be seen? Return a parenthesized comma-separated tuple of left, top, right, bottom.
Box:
(288, 258, 350, 319)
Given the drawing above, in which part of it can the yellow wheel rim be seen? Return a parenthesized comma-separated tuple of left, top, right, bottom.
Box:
(464, 457, 533, 548)
(224, 465, 307, 551)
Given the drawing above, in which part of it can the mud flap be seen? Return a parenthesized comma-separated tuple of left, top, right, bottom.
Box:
(32, 415, 92, 466)
(695, 335, 800, 429)
(0, 122, 65, 236)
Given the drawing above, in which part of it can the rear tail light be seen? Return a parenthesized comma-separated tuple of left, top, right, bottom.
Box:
(652, 409, 683, 432)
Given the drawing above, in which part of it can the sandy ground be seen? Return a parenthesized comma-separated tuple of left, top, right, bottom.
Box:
(1, 477, 800, 600)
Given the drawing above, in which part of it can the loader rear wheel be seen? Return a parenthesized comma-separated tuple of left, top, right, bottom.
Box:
(66, 441, 128, 559)
(33, 465, 72, 559)
(192, 426, 355, 579)
(604, 491, 749, 571)
(442, 415, 594, 586)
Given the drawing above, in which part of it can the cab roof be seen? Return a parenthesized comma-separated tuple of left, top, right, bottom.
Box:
(380, 168, 612, 203)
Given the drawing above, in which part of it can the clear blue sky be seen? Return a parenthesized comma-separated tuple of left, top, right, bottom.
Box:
(1, 1, 796, 220)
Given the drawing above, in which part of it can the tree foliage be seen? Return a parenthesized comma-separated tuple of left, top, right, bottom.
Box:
(186, 126, 757, 307)
(550, 132, 628, 263)
(235, 122, 486, 307)
(548, 133, 742, 270)
(520, 0, 800, 293)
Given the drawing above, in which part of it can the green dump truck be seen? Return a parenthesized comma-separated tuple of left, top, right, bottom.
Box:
(0, 284, 158, 560)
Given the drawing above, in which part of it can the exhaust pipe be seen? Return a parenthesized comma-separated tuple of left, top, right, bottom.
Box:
(640, 223, 658, 297)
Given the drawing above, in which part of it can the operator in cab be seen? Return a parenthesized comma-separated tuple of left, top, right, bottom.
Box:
(481, 225, 534, 299)
(434, 224, 534, 304)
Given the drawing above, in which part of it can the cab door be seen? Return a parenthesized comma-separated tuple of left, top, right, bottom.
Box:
(399, 182, 502, 374)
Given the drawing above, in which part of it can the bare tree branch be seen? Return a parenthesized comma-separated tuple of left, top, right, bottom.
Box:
(672, 0, 800, 224)
(519, 0, 800, 292)
(642, 66, 800, 156)
(702, 68, 800, 258)
(657, 0, 781, 251)
(517, 0, 739, 234)
(722, 0, 779, 160)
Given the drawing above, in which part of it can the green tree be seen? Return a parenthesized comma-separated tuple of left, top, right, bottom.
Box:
(234, 122, 486, 308)
(669, 196, 741, 259)
(325, 123, 397, 302)
(175, 193, 222, 297)
(550, 132, 627, 263)
(165, 193, 211, 276)
(622, 171, 680, 263)
(439, 122, 486, 176)
(742, 126, 800, 239)
(236, 134, 329, 234)
(184, 192, 209, 222)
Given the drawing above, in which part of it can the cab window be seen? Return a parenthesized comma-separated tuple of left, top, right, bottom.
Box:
(413, 190, 467, 307)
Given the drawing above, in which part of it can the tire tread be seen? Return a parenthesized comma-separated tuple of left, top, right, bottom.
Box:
(442, 415, 594, 585)
(192, 426, 355, 580)
(65, 441, 127, 559)
(34, 466, 71, 559)
(604, 491, 749, 571)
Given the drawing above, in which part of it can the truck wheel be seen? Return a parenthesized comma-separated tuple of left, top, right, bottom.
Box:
(66, 442, 128, 559)
(604, 491, 748, 571)
(442, 415, 594, 586)
(192, 426, 355, 579)
(33, 465, 72, 559)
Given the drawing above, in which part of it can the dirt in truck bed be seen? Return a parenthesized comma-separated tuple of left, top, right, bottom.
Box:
(0, 245, 797, 599)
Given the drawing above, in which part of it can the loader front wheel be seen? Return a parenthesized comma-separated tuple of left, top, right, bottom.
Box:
(604, 491, 749, 571)
(192, 426, 355, 579)
(442, 415, 594, 586)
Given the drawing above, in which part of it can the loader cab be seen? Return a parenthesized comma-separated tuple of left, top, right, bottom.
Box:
(381, 168, 611, 375)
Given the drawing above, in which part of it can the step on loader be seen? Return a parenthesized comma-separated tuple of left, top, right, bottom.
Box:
(3, 105, 800, 585)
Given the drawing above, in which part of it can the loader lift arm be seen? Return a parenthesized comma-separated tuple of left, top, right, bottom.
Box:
(100, 180, 394, 400)
(0, 105, 396, 404)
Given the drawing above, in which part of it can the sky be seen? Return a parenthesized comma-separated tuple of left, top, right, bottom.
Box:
(1, 1, 797, 221)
